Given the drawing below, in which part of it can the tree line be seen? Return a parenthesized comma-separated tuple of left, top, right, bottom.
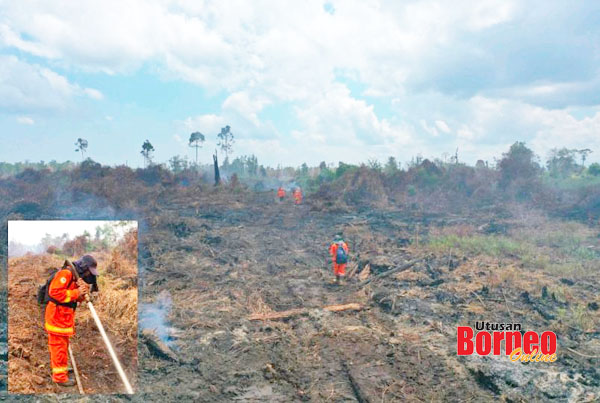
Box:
(2, 137, 600, 187)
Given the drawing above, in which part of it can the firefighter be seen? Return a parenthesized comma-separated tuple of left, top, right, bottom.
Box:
(293, 187, 302, 205)
(329, 235, 349, 283)
(45, 255, 99, 386)
(277, 186, 286, 202)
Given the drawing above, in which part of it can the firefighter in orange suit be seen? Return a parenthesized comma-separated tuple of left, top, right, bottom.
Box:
(45, 255, 98, 386)
(277, 186, 286, 201)
(293, 187, 302, 205)
(329, 235, 349, 283)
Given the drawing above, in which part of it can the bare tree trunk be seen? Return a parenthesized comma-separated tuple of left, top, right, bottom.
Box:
(213, 151, 220, 186)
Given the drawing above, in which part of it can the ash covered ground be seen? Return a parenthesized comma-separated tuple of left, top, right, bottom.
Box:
(135, 194, 599, 402)
(0, 166, 598, 401)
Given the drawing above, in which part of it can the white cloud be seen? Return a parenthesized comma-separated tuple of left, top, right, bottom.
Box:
(293, 83, 414, 149)
(16, 116, 34, 125)
(455, 96, 600, 162)
(173, 134, 185, 146)
(0, 55, 104, 112)
(435, 120, 451, 133)
(465, 1, 515, 30)
(2, 1, 599, 166)
(84, 88, 104, 100)
(0, 1, 520, 100)
(420, 120, 438, 137)
(456, 125, 475, 140)
(222, 92, 269, 126)
(183, 114, 226, 135)
(176, 83, 421, 166)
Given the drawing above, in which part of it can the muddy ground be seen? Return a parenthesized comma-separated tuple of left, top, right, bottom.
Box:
(135, 193, 600, 402)
(7, 254, 137, 395)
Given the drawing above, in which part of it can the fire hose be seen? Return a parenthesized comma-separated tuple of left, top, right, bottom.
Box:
(85, 295, 134, 394)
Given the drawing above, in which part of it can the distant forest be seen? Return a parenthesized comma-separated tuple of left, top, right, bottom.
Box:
(2, 142, 600, 223)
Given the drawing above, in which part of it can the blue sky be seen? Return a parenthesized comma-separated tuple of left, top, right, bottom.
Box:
(1, 0, 600, 168)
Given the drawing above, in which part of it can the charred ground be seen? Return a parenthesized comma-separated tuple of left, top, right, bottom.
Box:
(137, 196, 599, 401)
(0, 155, 599, 401)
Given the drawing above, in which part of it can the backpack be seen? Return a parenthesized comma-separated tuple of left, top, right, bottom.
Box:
(335, 242, 348, 264)
(37, 268, 78, 309)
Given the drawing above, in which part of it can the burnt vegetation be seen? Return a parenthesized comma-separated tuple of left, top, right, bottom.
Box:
(0, 141, 599, 400)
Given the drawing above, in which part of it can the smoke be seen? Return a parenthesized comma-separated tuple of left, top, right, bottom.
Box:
(51, 186, 119, 220)
(7, 241, 43, 258)
(139, 290, 176, 347)
(284, 181, 300, 192)
(227, 176, 299, 192)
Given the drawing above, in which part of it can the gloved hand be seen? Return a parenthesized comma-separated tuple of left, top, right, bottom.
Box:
(76, 278, 89, 301)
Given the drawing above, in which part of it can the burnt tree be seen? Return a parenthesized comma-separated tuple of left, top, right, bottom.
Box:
(213, 150, 220, 186)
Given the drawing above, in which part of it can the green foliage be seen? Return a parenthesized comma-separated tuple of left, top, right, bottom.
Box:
(74, 138, 88, 160)
(588, 163, 600, 176)
(300, 163, 309, 176)
(542, 173, 600, 191)
(77, 158, 104, 179)
(367, 159, 382, 172)
(384, 156, 399, 175)
(546, 148, 580, 178)
(428, 234, 524, 258)
(407, 185, 416, 196)
(217, 125, 234, 158)
(40, 232, 69, 252)
(141, 140, 155, 167)
(414, 160, 442, 187)
(336, 162, 358, 179)
(498, 141, 539, 186)
(557, 303, 597, 332)
(189, 132, 205, 145)
(168, 155, 190, 173)
(228, 154, 259, 177)
(0, 160, 75, 176)
(188, 132, 205, 165)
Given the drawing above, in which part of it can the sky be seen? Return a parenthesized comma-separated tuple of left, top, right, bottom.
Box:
(1, 1, 600, 168)
(8, 220, 137, 246)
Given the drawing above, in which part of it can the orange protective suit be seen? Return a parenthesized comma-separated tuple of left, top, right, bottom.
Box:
(277, 187, 286, 200)
(44, 268, 80, 383)
(329, 242, 349, 276)
(293, 189, 302, 204)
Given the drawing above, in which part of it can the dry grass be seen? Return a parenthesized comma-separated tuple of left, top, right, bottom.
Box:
(7, 242, 138, 394)
(90, 230, 138, 341)
(428, 224, 477, 238)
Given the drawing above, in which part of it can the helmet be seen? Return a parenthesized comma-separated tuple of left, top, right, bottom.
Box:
(334, 234, 343, 242)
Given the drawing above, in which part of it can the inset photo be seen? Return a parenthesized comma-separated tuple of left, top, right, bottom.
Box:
(7, 220, 138, 394)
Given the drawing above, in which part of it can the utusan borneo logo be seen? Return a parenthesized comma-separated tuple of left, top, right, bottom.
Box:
(457, 322, 557, 363)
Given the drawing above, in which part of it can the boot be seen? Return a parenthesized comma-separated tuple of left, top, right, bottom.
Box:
(54, 377, 76, 387)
